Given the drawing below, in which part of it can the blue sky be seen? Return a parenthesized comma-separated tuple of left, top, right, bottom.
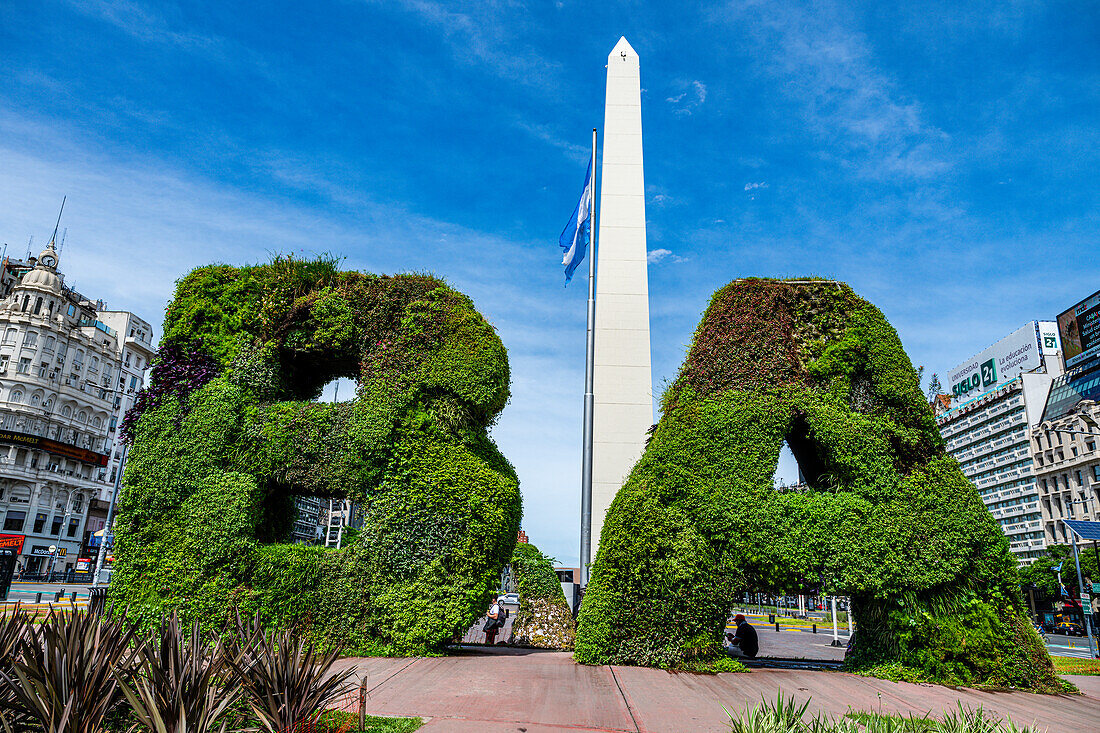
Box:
(2, 1, 1098, 566)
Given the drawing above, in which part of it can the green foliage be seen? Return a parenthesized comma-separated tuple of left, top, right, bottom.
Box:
(509, 542, 576, 649)
(1018, 544, 1098, 598)
(316, 709, 423, 733)
(726, 693, 1039, 733)
(111, 257, 521, 655)
(576, 278, 1057, 691)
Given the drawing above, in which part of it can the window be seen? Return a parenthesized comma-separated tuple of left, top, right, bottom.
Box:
(3, 510, 25, 532)
(50, 515, 62, 535)
(67, 517, 79, 537)
(33, 512, 46, 533)
(129, 375, 139, 390)
(73, 350, 84, 369)
(22, 332, 36, 347)
(1079, 471, 1085, 485)
(89, 356, 99, 373)
(17, 358, 29, 374)
(37, 362, 48, 378)
(43, 336, 54, 353)
(135, 356, 142, 369)
(92, 416, 102, 428)
(103, 364, 112, 381)
(0, 355, 8, 372)
(30, 393, 41, 406)
(1088, 441, 1096, 452)
(9, 390, 22, 404)
(2, 328, 15, 344)
(33, 297, 42, 315)
(67, 304, 76, 317)
(1094, 466, 1100, 482)
(77, 411, 87, 423)
(57, 343, 67, 359)
(124, 352, 131, 367)
(20, 296, 28, 312)
(61, 405, 71, 418)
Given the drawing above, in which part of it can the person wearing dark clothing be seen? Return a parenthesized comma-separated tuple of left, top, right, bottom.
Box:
(725, 614, 758, 658)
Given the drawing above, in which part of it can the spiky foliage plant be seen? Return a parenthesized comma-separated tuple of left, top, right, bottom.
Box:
(0, 607, 30, 727)
(115, 612, 243, 733)
(226, 614, 356, 732)
(0, 608, 137, 733)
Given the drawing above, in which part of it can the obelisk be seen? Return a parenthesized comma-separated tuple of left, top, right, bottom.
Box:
(591, 37, 653, 560)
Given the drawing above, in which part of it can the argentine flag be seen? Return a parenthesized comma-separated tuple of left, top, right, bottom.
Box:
(559, 155, 593, 283)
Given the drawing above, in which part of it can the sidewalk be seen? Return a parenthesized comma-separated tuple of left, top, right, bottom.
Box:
(333, 647, 1100, 733)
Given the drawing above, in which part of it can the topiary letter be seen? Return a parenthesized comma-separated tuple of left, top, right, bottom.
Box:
(110, 257, 521, 654)
(575, 278, 1058, 691)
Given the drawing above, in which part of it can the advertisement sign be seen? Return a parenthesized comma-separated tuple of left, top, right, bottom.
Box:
(0, 534, 25, 554)
(1059, 289, 1100, 369)
(1038, 321, 1061, 354)
(948, 322, 1043, 401)
(75, 557, 91, 572)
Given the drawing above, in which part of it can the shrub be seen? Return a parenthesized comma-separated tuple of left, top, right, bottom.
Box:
(115, 612, 243, 733)
(0, 608, 138, 733)
(509, 543, 575, 649)
(575, 279, 1058, 691)
(110, 258, 520, 655)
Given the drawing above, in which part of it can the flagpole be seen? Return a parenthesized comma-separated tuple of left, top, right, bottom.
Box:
(580, 128, 597, 589)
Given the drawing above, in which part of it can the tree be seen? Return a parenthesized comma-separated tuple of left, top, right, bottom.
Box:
(926, 373, 944, 403)
(1020, 545, 1100, 598)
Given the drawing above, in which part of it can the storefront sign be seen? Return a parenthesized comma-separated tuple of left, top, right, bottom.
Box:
(0, 534, 25, 554)
(0, 429, 109, 466)
(30, 545, 66, 557)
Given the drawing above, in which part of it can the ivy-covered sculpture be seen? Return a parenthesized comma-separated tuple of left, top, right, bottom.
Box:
(575, 278, 1058, 690)
(111, 257, 521, 655)
(509, 543, 576, 649)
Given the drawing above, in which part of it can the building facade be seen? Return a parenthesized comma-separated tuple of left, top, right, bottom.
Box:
(936, 322, 1062, 563)
(0, 240, 151, 578)
(1032, 343, 1100, 542)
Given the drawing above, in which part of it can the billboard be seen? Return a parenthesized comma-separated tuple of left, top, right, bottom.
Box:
(1038, 321, 1061, 355)
(1058, 289, 1100, 369)
(948, 322, 1043, 401)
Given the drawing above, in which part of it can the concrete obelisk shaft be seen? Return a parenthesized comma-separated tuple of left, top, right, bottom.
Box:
(590, 37, 652, 563)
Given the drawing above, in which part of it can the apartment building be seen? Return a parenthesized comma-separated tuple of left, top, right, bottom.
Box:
(936, 321, 1062, 563)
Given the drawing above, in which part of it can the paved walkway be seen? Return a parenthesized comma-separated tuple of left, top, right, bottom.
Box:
(333, 648, 1099, 732)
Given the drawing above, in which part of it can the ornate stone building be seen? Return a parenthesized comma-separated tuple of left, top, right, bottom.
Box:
(0, 239, 152, 578)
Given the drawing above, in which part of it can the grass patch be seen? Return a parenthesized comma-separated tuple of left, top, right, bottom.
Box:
(677, 656, 749, 674)
(1051, 655, 1100, 676)
(318, 709, 423, 732)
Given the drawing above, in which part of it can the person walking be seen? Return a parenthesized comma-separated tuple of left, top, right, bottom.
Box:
(725, 614, 759, 659)
(483, 595, 507, 645)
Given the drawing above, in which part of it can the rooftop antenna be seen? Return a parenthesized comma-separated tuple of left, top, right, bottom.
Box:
(59, 227, 67, 257)
(48, 196, 67, 248)
(26, 236, 33, 259)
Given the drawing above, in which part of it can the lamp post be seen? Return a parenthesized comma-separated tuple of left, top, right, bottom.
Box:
(92, 385, 132, 587)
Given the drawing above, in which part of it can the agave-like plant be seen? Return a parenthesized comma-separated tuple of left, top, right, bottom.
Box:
(225, 615, 356, 733)
(115, 612, 243, 733)
(0, 605, 30, 722)
(0, 607, 138, 733)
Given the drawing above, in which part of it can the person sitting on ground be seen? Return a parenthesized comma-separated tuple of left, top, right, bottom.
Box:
(724, 614, 758, 659)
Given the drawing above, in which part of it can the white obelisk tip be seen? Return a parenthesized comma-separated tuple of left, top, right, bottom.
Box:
(608, 36, 638, 61)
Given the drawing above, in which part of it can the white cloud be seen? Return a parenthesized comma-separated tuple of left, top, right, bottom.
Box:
(744, 181, 769, 191)
(647, 248, 687, 264)
(667, 80, 708, 116)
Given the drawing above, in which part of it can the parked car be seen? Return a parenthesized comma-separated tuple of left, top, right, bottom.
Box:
(1054, 621, 1085, 636)
(500, 592, 520, 607)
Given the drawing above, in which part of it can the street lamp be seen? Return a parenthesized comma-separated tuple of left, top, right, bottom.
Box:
(92, 386, 133, 587)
